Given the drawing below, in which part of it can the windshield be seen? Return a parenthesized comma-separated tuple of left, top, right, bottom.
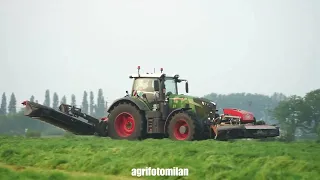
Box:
(165, 78, 178, 95)
(131, 77, 178, 95)
(132, 78, 156, 93)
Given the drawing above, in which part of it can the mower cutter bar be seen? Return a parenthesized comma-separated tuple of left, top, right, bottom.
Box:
(211, 124, 280, 139)
(22, 101, 98, 135)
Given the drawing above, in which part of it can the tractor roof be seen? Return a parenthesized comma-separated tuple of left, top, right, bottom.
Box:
(129, 73, 179, 79)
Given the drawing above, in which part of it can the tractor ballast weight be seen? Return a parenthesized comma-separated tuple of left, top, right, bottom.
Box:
(21, 67, 280, 141)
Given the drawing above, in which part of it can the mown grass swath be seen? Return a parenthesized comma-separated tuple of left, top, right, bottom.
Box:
(0, 136, 319, 180)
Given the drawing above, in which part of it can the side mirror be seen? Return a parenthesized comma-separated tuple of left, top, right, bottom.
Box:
(153, 80, 160, 91)
(185, 81, 189, 93)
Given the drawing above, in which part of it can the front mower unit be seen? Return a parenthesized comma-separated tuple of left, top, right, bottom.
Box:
(211, 124, 280, 140)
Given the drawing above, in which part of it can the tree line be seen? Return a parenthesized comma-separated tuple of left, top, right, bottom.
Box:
(0, 88, 319, 141)
(204, 89, 320, 141)
(0, 89, 108, 136)
(272, 89, 320, 141)
(0, 89, 108, 118)
(0, 92, 17, 115)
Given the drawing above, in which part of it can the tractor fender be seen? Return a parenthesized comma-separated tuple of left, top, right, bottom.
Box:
(164, 107, 191, 134)
(107, 97, 150, 113)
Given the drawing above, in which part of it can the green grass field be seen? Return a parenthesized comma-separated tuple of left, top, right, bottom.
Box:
(0, 136, 319, 180)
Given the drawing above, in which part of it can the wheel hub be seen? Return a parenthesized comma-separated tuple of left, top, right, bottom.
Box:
(173, 119, 190, 140)
(179, 126, 187, 134)
(126, 121, 133, 129)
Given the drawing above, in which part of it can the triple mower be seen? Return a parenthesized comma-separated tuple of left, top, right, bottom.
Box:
(22, 67, 280, 140)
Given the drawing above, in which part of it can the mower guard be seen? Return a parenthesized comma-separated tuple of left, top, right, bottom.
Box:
(22, 101, 97, 135)
(212, 124, 280, 139)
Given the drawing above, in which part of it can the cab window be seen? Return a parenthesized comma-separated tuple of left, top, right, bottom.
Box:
(132, 78, 158, 92)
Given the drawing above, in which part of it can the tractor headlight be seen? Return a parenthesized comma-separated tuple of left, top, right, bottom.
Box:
(208, 111, 215, 120)
(201, 101, 214, 107)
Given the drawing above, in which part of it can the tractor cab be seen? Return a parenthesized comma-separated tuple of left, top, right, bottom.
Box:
(129, 66, 189, 104)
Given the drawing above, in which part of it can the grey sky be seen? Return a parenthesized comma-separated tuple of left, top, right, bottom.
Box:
(1, 0, 319, 109)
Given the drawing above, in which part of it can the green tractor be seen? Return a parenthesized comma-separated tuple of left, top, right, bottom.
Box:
(105, 66, 280, 140)
(21, 66, 280, 140)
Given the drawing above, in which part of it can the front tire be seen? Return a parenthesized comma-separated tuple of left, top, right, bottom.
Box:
(168, 111, 203, 141)
(108, 102, 146, 140)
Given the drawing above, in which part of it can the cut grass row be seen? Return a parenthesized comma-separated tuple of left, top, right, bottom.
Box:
(0, 163, 139, 180)
(0, 136, 319, 180)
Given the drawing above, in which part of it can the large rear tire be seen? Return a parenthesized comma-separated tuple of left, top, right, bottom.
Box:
(108, 102, 146, 140)
(168, 111, 203, 141)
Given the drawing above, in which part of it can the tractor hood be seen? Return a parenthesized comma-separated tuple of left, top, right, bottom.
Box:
(195, 97, 216, 106)
(192, 97, 217, 112)
(168, 94, 216, 118)
(169, 94, 215, 106)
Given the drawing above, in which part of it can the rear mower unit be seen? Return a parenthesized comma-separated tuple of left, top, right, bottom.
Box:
(22, 67, 280, 140)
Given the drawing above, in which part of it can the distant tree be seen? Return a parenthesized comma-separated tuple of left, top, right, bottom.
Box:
(43, 89, 50, 107)
(61, 95, 67, 104)
(71, 94, 76, 106)
(303, 89, 320, 139)
(96, 89, 105, 117)
(82, 91, 88, 114)
(271, 92, 287, 102)
(52, 92, 59, 110)
(89, 91, 94, 115)
(30, 95, 35, 102)
(273, 95, 308, 141)
(8, 93, 17, 114)
(0, 93, 7, 115)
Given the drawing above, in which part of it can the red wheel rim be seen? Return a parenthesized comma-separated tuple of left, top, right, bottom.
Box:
(173, 119, 189, 140)
(114, 112, 135, 137)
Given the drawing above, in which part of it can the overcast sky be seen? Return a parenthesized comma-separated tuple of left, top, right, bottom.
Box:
(1, 0, 319, 109)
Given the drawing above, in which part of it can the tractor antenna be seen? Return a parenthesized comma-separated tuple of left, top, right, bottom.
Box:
(154, 68, 155, 73)
(137, 66, 140, 77)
